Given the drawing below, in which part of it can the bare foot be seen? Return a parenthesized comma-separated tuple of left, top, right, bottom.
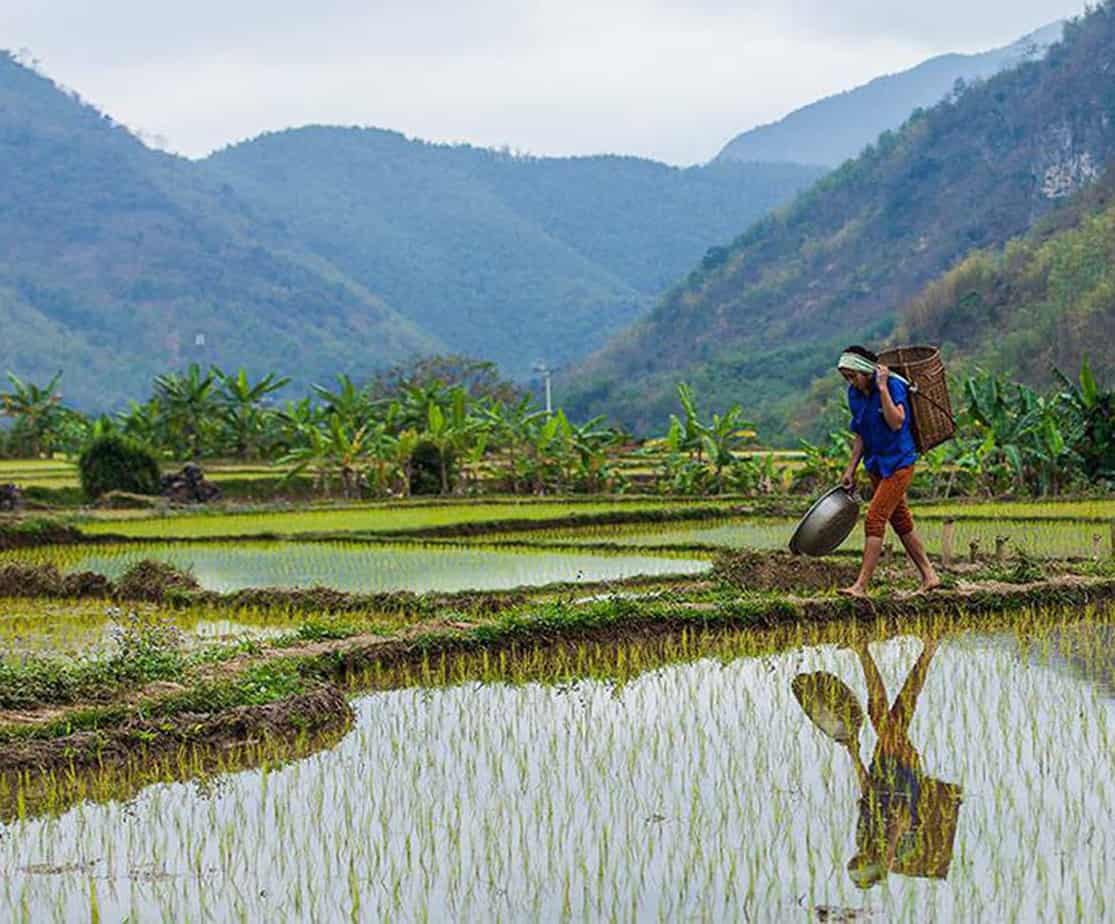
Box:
(838, 585, 869, 599)
(912, 577, 942, 596)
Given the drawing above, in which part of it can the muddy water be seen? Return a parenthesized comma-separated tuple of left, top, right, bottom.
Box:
(2, 613, 1113, 922)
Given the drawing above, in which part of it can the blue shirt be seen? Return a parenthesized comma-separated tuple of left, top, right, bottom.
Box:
(848, 378, 918, 478)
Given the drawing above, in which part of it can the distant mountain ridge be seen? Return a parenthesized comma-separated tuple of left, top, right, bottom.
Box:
(0, 51, 438, 411)
(0, 50, 821, 408)
(566, 7, 1115, 439)
(717, 21, 1064, 168)
(202, 130, 821, 379)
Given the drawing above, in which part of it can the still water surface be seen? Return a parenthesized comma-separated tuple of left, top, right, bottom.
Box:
(2, 614, 1112, 922)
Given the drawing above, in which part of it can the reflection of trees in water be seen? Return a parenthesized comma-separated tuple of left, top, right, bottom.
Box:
(792, 637, 962, 889)
(0, 723, 352, 825)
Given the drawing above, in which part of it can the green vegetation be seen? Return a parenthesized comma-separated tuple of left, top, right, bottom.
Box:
(2, 602, 1113, 920)
(77, 434, 161, 500)
(3, 541, 711, 595)
(898, 171, 1115, 391)
(205, 128, 822, 379)
(76, 499, 736, 539)
(567, 4, 1115, 438)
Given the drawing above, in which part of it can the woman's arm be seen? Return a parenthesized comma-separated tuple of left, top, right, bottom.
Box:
(843, 434, 864, 490)
(877, 366, 906, 431)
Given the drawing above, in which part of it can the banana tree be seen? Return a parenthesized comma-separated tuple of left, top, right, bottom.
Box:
(481, 397, 548, 494)
(422, 388, 478, 494)
(1054, 357, 1115, 481)
(311, 374, 375, 430)
(1, 371, 66, 458)
(278, 413, 376, 498)
(153, 364, 219, 460)
(216, 368, 290, 460)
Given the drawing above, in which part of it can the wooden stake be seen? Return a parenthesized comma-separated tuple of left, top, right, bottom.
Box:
(969, 539, 980, 565)
(941, 518, 955, 568)
(1093, 533, 1103, 561)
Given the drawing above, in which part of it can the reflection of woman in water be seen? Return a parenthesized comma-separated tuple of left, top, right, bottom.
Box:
(792, 637, 961, 889)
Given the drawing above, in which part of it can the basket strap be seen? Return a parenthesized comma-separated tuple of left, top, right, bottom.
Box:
(908, 381, 956, 425)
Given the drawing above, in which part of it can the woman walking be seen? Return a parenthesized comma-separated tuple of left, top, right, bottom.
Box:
(837, 346, 940, 598)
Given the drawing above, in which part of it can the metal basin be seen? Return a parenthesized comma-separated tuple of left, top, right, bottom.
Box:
(788, 486, 860, 556)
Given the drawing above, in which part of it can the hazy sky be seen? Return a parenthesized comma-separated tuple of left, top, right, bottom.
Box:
(1, 0, 1088, 164)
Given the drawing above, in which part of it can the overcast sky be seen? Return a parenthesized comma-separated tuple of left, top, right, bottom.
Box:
(1, 0, 1088, 164)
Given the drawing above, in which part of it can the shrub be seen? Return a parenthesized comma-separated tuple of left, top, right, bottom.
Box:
(114, 559, 200, 602)
(78, 435, 161, 500)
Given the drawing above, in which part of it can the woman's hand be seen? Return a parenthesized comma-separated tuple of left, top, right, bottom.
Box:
(875, 364, 890, 387)
(841, 468, 856, 492)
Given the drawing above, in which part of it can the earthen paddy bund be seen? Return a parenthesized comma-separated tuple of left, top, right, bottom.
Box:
(1, 495, 1113, 922)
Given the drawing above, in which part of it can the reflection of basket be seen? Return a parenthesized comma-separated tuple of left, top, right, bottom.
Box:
(892, 778, 962, 880)
(878, 346, 955, 453)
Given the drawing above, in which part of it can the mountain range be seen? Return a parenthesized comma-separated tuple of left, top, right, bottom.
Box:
(3, 11, 1109, 437)
(0, 48, 820, 408)
(202, 131, 819, 380)
(565, 7, 1115, 440)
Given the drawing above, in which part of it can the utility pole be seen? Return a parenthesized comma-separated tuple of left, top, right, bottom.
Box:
(532, 361, 552, 415)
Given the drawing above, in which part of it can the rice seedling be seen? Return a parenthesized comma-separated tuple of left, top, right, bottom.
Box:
(1, 603, 1111, 922)
(914, 499, 1115, 522)
(77, 498, 739, 540)
(1, 540, 711, 595)
(497, 516, 1108, 560)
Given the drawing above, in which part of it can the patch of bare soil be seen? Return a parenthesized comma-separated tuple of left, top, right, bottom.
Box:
(713, 549, 859, 592)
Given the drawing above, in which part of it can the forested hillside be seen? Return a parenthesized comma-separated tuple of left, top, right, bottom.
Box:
(717, 22, 1062, 168)
(0, 51, 438, 410)
(567, 6, 1115, 440)
(203, 130, 821, 377)
(897, 169, 1115, 385)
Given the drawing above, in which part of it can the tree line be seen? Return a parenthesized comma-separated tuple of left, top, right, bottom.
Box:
(1, 356, 1111, 498)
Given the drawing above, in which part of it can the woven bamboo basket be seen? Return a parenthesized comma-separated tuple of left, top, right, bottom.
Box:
(877, 345, 955, 453)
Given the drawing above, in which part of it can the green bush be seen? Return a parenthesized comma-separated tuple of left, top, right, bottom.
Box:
(78, 435, 161, 500)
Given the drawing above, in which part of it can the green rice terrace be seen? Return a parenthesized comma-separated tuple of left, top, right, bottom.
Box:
(1, 486, 1114, 922)
(0, 360, 1112, 921)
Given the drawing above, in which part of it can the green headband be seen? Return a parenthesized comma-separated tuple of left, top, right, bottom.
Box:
(837, 352, 877, 375)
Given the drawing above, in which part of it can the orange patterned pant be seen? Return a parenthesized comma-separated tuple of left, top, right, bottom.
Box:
(865, 466, 915, 539)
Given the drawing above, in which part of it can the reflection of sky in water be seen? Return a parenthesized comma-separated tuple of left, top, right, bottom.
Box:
(0, 614, 286, 659)
(42, 542, 709, 593)
(4, 624, 1113, 922)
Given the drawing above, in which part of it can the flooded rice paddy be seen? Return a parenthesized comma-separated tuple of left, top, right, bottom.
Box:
(1, 541, 710, 594)
(508, 516, 1108, 559)
(0, 598, 292, 659)
(77, 499, 735, 539)
(2, 606, 1112, 922)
